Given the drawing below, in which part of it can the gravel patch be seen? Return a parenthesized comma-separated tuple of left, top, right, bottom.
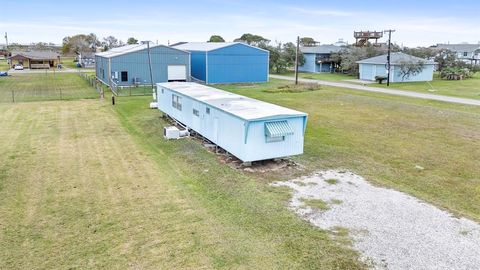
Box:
(272, 170, 480, 269)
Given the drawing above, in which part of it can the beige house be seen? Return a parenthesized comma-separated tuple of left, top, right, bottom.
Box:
(8, 51, 60, 69)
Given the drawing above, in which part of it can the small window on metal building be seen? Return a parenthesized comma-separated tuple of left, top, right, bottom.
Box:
(206, 107, 210, 114)
(265, 120, 294, 143)
(193, 109, 199, 117)
(121, 71, 128, 82)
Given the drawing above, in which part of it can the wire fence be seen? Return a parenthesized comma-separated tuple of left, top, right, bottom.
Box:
(110, 81, 154, 97)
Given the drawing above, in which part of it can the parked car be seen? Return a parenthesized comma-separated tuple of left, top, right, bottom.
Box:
(0, 71, 8, 76)
(14, 65, 24, 70)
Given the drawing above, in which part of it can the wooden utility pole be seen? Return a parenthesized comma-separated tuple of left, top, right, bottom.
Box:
(4, 32, 8, 50)
(384, 29, 395, 86)
(145, 41, 155, 91)
(294, 36, 300, 85)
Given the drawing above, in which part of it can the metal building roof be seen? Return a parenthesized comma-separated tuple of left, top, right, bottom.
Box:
(157, 82, 307, 121)
(356, 52, 435, 65)
(300, 45, 343, 54)
(436, 43, 480, 53)
(172, 42, 269, 53)
(96, 44, 188, 58)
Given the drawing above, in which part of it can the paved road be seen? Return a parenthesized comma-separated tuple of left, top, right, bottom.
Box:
(270, 74, 480, 107)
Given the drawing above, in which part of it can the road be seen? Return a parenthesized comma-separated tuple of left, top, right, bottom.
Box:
(270, 74, 480, 107)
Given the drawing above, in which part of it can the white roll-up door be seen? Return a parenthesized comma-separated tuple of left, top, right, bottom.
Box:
(167, 65, 187, 81)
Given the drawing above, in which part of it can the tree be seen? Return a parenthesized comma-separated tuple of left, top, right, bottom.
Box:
(102, 36, 120, 51)
(282, 42, 305, 68)
(337, 46, 386, 75)
(234, 33, 270, 47)
(208, 35, 225, 42)
(127, 37, 138, 45)
(398, 61, 426, 81)
(300, 37, 316, 47)
(62, 33, 99, 55)
(265, 42, 305, 74)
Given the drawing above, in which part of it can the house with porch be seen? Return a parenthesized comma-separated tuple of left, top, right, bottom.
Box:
(435, 43, 480, 65)
(298, 45, 343, 73)
(8, 51, 60, 69)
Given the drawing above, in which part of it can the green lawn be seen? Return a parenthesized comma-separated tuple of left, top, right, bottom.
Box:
(0, 73, 99, 102)
(60, 56, 79, 69)
(278, 71, 356, 81)
(0, 59, 9, 71)
(217, 79, 480, 221)
(371, 72, 480, 100)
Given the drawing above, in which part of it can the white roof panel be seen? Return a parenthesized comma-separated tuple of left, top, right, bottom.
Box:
(172, 42, 269, 53)
(157, 82, 306, 121)
(96, 43, 187, 58)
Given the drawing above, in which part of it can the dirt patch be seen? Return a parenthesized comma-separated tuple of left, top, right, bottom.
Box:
(263, 83, 321, 93)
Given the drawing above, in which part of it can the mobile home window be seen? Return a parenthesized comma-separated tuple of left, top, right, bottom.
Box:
(206, 107, 210, 114)
(172, 94, 182, 111)
(463, 52, 468, 57)
(121, 71, 128, 82)
(264, 120, 293, 143)
(193, 109, 199, 117)
(266, 136, 285, 143)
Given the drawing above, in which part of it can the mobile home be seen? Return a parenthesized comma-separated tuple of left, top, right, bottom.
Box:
(155, 82, 307, 162)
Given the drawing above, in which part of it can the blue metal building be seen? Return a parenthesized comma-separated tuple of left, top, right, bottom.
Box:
(298, 45, 343, 73)
(95, 44, 190, 86)
(155, 82, 307, 162)
(357, 52, 435, 82)
(172, 42, 269, 84)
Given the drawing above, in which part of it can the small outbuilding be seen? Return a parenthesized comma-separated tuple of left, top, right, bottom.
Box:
(95, 43, 190, 87)
(357, 52, 435, 82)
(155, 82, 307, 162)
(298, 45, 343, 73)
(172, 42, 269, 84)
(8, 51, 60, 69)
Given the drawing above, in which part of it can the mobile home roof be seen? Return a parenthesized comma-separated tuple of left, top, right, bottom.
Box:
(157, 82, 306, 121)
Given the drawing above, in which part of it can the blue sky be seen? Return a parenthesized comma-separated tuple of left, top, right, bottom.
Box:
(1, 0, 479, 47)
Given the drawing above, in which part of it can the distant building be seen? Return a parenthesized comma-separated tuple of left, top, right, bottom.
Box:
(435, 43, 480, 65)
(333, 38, 348, 47)
(77, 52, 95, 68)
(172, 42, 269, 84)
(155, 82, 307, 162)
(357, 52, 435, 82)
(298, 45, 343, 73)
(95, 43, 190, 87)
(8, 51, 60, 69)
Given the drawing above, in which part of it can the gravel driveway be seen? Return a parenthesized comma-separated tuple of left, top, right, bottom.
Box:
(272, 170, 480, 269)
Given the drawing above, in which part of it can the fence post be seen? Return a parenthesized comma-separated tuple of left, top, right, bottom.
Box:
(11, 90, 15, 103)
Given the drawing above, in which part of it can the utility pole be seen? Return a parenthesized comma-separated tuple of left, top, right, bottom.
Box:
(145, 41, 155, 91)
(384, 29, 395, 86)
(294, 36, 299, 85)
(4, 32, 8, 50)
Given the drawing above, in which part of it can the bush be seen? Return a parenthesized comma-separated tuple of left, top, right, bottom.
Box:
(440, 67, 473, 80)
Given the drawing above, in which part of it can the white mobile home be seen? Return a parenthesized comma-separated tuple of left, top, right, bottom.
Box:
(155, 82, 307, 162)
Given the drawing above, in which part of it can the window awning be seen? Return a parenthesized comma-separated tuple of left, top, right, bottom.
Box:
(265, 121, 294, 137)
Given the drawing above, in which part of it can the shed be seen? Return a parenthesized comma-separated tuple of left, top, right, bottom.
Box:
(299, 45, 343, 73)
(95, 43, 190, 87)
(155, 82, 307, 162)
(356, 52, 435, 82)
(172, 42, 269, 84)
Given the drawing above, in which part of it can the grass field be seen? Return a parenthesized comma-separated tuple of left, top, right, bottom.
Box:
(60, 56, 79, 69)
(0, 73, 99, 102)
(371, 72, 480, 100)
(217, 79, 480, 221)
(0, 59, 9, 71)
(279, 71, 356, 81)
(1, 75, 479, 269)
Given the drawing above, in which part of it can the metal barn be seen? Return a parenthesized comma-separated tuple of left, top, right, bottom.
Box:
(172, 42, 269, 84)
(95, 44, 190, 87)
(155, 82, 307, 162)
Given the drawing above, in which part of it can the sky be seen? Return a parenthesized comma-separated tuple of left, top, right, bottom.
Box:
(1, 0, 479, 47)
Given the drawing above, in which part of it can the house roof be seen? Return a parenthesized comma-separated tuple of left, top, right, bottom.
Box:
(96, 43, 188, 58)
(436, 43, 480, 52)
(356, 52, 435, 65)
(172, 42, 269, 53)
(300, 45, 343, 54)
(157, 82, 307, 121)
(78, 51, 95, 58)
(9, 50, 59, 60)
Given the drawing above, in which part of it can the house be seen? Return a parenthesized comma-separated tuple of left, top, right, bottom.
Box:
(298, 45, 343, 73)
(357, 52, 435, 82)
(171, 42, 269, 84)
(435, 43, 480, 65)
(77, 52, 95, 68)
(155, 82, 307, 162)
(95, 43, 190, 87)
(8, 51, 60, 69)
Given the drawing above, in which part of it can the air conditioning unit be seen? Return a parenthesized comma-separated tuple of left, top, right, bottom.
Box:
(149, 102, 158, 109)
(164, 126, 180, 139)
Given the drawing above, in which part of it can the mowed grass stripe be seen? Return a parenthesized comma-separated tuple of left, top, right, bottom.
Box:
(0, 100, 363, 269)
